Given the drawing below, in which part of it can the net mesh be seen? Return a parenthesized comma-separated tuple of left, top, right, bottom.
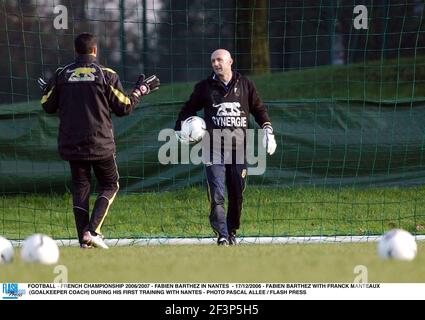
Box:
(0, 0, 424, 241)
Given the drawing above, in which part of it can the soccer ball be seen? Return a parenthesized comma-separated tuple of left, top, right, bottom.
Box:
(0, 236, 14, 264)
(180, 116, 206, 144)
(21, 234, 60, 265)
(377, 229, 417, 261)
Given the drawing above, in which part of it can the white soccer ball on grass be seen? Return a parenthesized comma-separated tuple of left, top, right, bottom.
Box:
(377, 229, 417, 261)
(180, 116, 207, 144)
(21, 234, 59, 265)
(0, 236, 14, 264)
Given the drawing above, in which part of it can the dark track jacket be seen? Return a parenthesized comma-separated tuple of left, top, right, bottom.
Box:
(41, 55, 141, 161)
(174, 71, 271, 151)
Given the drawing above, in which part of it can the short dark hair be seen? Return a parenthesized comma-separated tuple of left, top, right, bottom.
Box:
(74, 33, 97, 54)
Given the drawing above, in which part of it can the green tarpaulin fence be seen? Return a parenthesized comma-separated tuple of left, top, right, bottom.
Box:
(1, 99, 424, 194)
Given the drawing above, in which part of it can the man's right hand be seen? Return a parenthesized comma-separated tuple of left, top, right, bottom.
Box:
(133, 74, 160, 96)
(37, 77, 47, 92)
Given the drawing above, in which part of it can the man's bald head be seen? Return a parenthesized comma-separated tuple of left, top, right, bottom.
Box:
(211, 49, 232, 61)
(211, 49, 233, 83)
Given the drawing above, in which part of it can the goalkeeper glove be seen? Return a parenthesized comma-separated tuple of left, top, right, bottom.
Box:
(133, 74, 160, 96)
(37, 77, 47, 92)
(262, 124, 277, 155)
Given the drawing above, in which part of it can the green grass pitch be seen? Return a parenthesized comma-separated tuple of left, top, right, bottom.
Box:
(2, 186, 425, 240)
(1, 243, 424, 283)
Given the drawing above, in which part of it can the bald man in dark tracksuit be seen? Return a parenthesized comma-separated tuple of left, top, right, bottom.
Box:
(175, 49, 276, 246)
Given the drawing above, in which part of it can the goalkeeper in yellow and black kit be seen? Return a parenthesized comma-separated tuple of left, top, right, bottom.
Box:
(39, 32, 160, 249)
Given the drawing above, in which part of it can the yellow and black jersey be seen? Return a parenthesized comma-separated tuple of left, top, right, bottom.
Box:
(41, 55, 141, 161)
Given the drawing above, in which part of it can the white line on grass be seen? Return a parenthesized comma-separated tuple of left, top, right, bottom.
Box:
(9, 235, 425, 247)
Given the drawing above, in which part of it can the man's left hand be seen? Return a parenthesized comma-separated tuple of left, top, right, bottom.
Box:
(133, 74, 160, 96)
(262, 124, 277, 155)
